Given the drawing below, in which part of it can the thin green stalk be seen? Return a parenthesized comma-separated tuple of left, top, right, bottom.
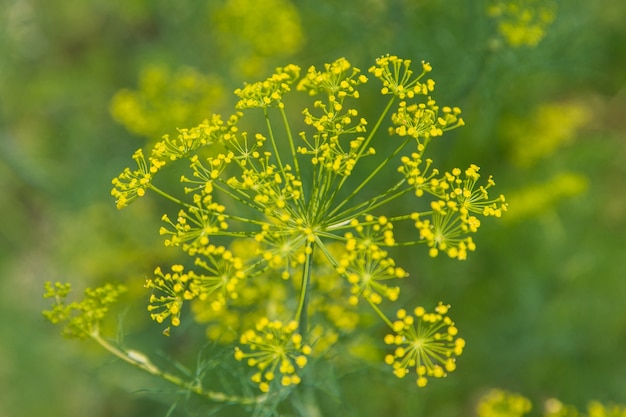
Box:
(89, 329, 264, 404)
(332, 96, 396, 197)
(327, 135, 411, 219)
(211, 180, 273, 216)
(366, 298, 394, 329)
(264, 108, 285, 173)
(148, 184, 189, 207)
(294, 240, 314, 335)
(313, 236, 338, 266)
(358, 97, 397, 160)
(326, 179, 411, 226)
(279, 105, 301, 179)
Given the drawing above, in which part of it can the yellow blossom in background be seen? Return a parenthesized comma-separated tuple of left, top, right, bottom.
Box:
(488, 0, 557, 47)
(110, 64, 225, 141)
(211, 0, 305, 77)
(544, 398, 582, 417)
(478, 392, 626, 417)
(503, 101, 592, 167)
(504, 172, 588, 223)
(586, 401, 626, 417)
(476, 389, 532, 417)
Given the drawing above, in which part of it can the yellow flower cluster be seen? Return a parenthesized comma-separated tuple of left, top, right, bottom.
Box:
(192, 240, 360, 355)
(234, 64, 300, 109)
(487, 0, 557, 47)
(146, 247, 244, 335)
(110, 149, 163, 209)
(477, 389, 532, 417)
(337, 216, 408, 305)
(112, 114, 240, 209)
(384, 303, 465, 387)
(298, 57, 368, 99)
(43, 282, 127, 339)
(159, 194, 229, 250)
(369, 55, 434, 99)
(234, 319, 312, 392)
(400, 163, 506, 259)
(296, 59, 372, 177)
(391, 101, 464, 148)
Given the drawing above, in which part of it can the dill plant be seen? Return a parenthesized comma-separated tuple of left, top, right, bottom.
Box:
(44, 55, 506, 410)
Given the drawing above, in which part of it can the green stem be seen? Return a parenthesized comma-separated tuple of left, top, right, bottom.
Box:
(358, 97, 397, 160)
(264, 108, 285, 173)
(280, 105, 301, 179)
(326, 97, 397, 217)
(366, 298, 394, 329)
(294, 240, 315, 335)
(148, 184, 188, 207)
(327, 136, 411, 219)
(89, 329, 264, 404)
(325, 179, 411, 228)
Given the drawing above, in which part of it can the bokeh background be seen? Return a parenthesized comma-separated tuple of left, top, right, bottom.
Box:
(1, 0, 625, 416)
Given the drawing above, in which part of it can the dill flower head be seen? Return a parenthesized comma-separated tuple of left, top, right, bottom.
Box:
(110, 55, 506, 392)
(234, 318, 312, 392)
(384, 302, 464, 387)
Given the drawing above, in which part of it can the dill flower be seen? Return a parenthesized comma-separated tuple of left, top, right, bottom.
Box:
(111, 55, 505, 392)
(384, 303, 464, 387)
(369, 55, 434, 99)
(337, 216, 407, 305)
(234, 318, 312, 392)
(145, 264, 193, 334)
(234, 64, 300, 109)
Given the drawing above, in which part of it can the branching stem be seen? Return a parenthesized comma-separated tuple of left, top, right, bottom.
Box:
(89, 328, 265, 405)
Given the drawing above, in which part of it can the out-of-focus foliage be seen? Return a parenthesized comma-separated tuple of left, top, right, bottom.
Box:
(2, 0, 626, 416)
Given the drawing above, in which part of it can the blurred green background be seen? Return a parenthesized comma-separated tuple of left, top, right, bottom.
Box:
(1, 0, 625, 416)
